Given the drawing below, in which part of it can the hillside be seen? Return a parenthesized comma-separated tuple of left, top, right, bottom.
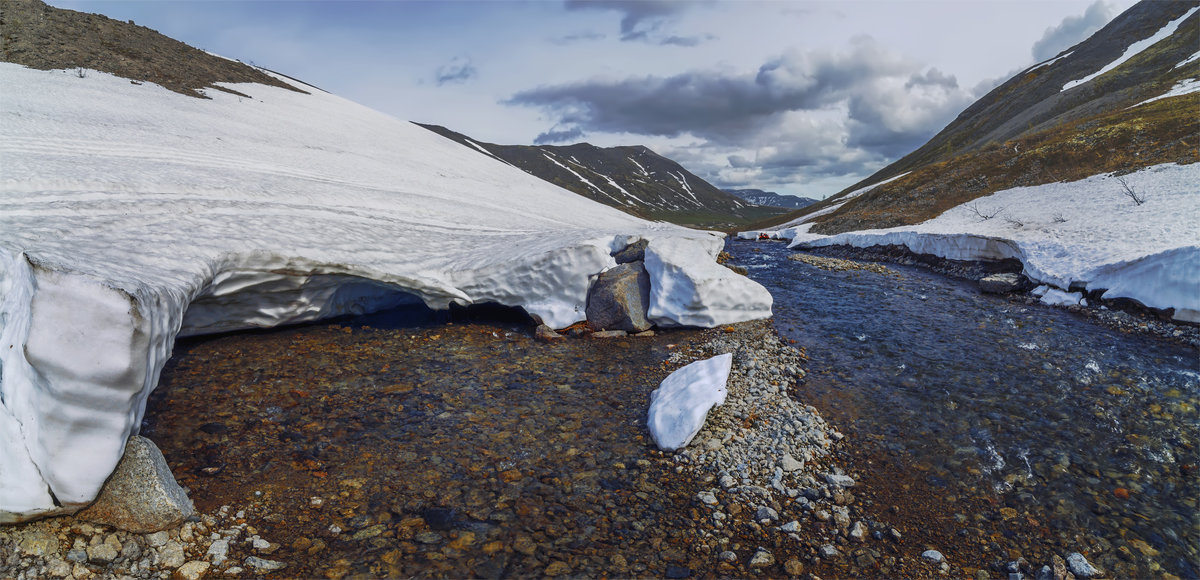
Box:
(417, 124, 791, 229)
(0, 0, 304, 97)
(753, 0, 1198, 234)
(724, 188, 818, 209)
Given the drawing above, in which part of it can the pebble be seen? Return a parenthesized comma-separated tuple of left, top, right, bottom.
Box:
(921, 550, 945, 564)
(175, 560, 210, 580)
(206, 538, 229, 565)
(748, 547, 775, 569)
(849, 521, 866, 541)
(820, 544, 840, 559)
(754, 506, 779, 522)
(244, 556, 286, 572)
(1066, 552, 1100, 578)
(779, 520, 800, 533)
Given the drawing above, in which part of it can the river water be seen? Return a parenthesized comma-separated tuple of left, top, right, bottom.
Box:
(728, 239, 1200, 578)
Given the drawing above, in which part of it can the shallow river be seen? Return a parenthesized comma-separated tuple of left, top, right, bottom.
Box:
(729, 239, 1199, 578)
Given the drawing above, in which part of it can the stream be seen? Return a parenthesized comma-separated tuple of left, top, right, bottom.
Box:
(728, 239, 1199, 578)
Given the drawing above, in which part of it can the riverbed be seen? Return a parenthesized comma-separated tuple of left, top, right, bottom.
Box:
(730, 239, 1199, 579)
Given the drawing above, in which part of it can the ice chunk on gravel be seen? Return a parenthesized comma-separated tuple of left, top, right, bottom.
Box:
(647, 354, 733, 451)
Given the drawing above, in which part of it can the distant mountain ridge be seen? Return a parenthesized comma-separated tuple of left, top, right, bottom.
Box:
(752, 0, 1198, 234)
(416, 124, 791, 229)
(724, 189, 818, 209)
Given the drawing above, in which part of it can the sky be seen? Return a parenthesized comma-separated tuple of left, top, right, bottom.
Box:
(51, 0, 1138, 198)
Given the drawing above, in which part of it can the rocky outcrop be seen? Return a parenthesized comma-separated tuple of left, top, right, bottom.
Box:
(75, 437, 194, 533)
(586, 261, 653, 332)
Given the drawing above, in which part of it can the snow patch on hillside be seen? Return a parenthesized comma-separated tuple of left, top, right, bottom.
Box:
(0, 63, 771, 521)
(753, 164, 1199, 322)
(1131, 78, 1200, 108)
(1062, 6, 1199, 91)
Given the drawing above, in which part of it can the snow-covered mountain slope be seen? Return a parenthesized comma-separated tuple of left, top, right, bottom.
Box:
(740, 0, 1199, 322)
(0, 63, 772, 522)
(723, 189, 818, 209)
(416, 124, 791, 229)
(753, 0, 1197, 235)
(742, 163, 1199, 322)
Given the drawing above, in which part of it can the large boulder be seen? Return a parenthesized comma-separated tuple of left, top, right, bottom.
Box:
(75, 436, 194, 533)
(586, 261, 652, 332)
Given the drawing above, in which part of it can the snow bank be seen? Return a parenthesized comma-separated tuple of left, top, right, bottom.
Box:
(774, 164, 1200, 322)
(647, 353, 732, 451)
(0, 63, 771, 521)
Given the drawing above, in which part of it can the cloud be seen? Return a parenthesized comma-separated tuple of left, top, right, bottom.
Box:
(564, 0, 711, 45)
(534, 126, 586, 144)
(551, 31, 607, 45)
(434, 56, 477, 86)
(507, 37, 976, 195)
(1031, 1, 1114, 62)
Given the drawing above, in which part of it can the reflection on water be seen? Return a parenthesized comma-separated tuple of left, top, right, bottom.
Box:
(730, 240, 1200, 579)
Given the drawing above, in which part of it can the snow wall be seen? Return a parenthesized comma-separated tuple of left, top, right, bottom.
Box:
(741, 163, 1200, 323)
(0, 64, 772, 521)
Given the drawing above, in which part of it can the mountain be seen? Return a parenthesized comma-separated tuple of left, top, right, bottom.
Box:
(753, 0, 1198, 235)
(724, 188, 818, 209)
(416, 124, 791, 229)
(0, 1, 772, 521)
(743, 0, 1198, 323)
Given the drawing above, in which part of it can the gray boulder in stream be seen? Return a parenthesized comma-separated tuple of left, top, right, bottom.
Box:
(587, 261, 652, 332)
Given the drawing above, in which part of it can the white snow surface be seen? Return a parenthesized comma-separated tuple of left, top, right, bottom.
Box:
(1028, 51, 1074, 72)
(1131, 78, 1200, 108)
(0, 64, 771, 521)
(768, 164, 1200, 322)
(1062, 6, 1199, 91)
(646, 353, 732, 451)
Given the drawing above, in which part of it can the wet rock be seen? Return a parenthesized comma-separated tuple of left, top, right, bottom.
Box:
(748, 547, 775, 569)
(980, 273, 1023, 294)
(174, 560, 210, 580)
(922, 550, 945, 564)
(77, 436, 195, 533)
(244, 556, 286, 572)
(160, 541, 187, 569)
(586, 261, 652, 332)
(754, 506, 779, 522)
(784, 558, 805, 576)
(534, 324, 565, 342)
(544, 560, 570, 576)
(1066, 553, 1100, 578)
(696, 491, 718, 506)
(819, 544, 840, 559)
(849, 521, 867, 541)
(206, 538, 229, 565)
(780, 520, 800, 533)
(612, 239, 648, 264)
(665, 564, 691, 578)
(590, 329, 629, 338)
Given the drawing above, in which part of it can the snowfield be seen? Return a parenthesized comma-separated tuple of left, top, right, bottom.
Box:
(0, 63, 771, 521)
(741, 163, 1200, 322)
